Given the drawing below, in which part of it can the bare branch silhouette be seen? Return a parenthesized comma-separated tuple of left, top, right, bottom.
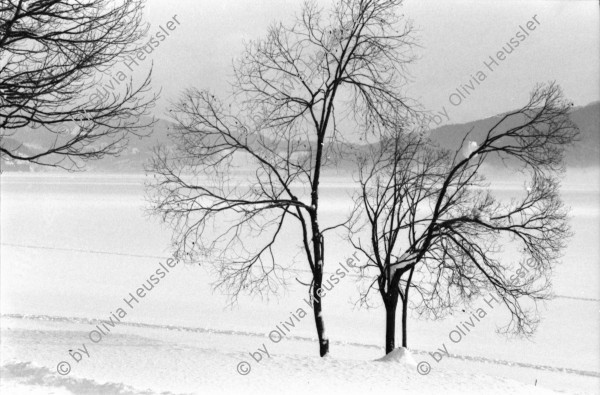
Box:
(349, 82, 579, 353)
(0, 0, 157, 170)
(147, 0, 418, 357)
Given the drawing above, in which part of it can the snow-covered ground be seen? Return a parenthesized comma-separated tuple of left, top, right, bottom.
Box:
(1, 172, 599, 394)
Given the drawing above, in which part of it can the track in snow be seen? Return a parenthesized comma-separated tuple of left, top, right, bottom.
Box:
(3, 313, 599, 378)
(3, 243, 599, 303)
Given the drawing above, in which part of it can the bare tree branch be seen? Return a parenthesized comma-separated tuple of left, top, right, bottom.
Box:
(0, 0, 157, 170)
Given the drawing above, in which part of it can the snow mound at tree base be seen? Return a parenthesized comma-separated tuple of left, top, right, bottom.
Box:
(375, 347, 418, 366)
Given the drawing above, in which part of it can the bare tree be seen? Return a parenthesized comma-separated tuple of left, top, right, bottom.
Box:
(349, 83, 579, 354)
(146, 0, 417, 357)
(0, 0, 156, 170)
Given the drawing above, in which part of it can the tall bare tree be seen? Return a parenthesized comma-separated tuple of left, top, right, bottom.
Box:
(147, 0, 417, 356)
(0, 0, 156, 170)
(349, 83, 579, 354)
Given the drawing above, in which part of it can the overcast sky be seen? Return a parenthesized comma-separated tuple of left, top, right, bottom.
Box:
(133, 0, 599, 125)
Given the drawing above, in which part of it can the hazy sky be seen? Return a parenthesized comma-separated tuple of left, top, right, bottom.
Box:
(130, 0, 599, 125)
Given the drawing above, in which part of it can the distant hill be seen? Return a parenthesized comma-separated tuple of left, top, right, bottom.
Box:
(426, 101, 600, 168)
(2, 102, 598, 172)
(563, 101, 600, 166)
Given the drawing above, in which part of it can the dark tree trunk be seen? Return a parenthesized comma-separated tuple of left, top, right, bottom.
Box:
(384, 292, 399, 354)
(312, 270, 329, 357)
(401, 297, 408, 348)
(401, 266, 414, 348)
(311, 227, 329, 357)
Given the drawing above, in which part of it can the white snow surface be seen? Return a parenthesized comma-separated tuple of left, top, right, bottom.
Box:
(1, 173, 599, 394)
(0, 317, 566, 395)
